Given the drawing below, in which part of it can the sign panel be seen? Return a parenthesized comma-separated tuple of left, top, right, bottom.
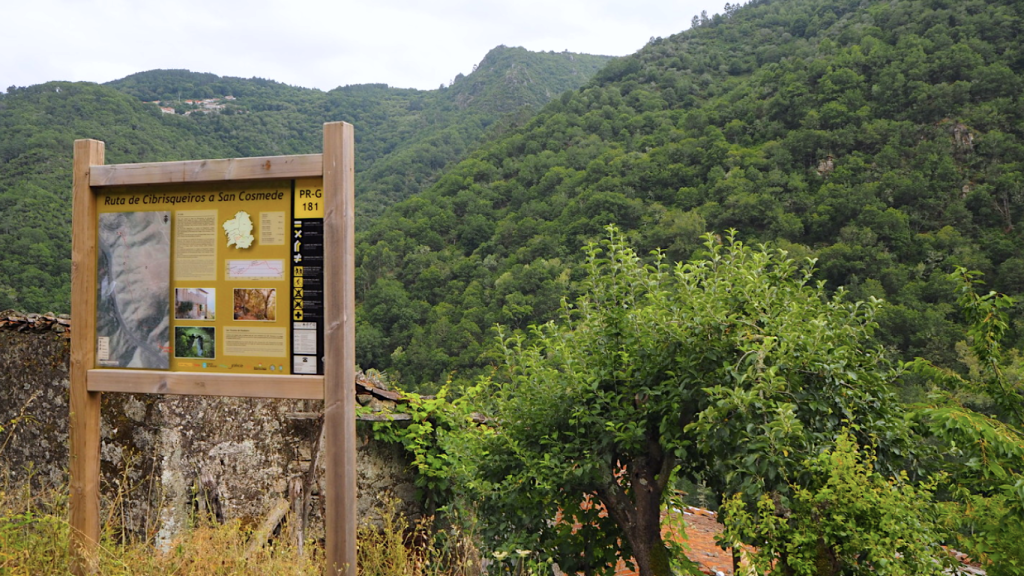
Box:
(96, 210, 172, 369)
(291, 177, 325, 375)
(95, 179, 325, 375)
(73, 126, 354, 576)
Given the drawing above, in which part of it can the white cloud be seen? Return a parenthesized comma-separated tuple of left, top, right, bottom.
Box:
(1, 0, 718, 92)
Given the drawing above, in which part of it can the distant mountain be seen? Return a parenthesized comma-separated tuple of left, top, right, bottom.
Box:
(107, 46, 612, 216)
(447, 46, 616, 114)
(352, 0, 1024, 390)
(0, 82, 233, 313)
(0, 46, 611, 313)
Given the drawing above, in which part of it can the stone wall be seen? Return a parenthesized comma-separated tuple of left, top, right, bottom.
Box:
(0, 316, 73, 490)
(0, 311, 420, 542)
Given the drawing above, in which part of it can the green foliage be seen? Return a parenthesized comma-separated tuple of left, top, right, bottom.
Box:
(367, 383, 484, 512)
(0, 82, 233, 313)
(353, 0, 1024, 392)
(7, 0, 1024, 394)
(907, 268, 1024, 575)
(455, 228, 916, 576)
(721, 433, 950, 576)
(0, 48, 607, 315)
(104, 47, 610, 220)
(924, 395, 1024, 576)
(950, 267, 1023, 426)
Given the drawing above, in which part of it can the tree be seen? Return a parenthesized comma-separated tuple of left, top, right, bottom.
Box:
(720, 432, 950, 576)
(908, 268, 1024, 575)
(459, 228, 931, 576)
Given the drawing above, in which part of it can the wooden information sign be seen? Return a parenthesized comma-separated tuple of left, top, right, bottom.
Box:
(69, 122, 356, 574)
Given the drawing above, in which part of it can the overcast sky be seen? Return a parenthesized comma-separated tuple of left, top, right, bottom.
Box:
(2, 0, 721, 93)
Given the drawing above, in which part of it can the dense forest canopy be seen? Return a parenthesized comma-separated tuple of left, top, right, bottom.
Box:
(1, 0, 1023, 397)
(354, 0, 1024, 391)
(4, 1, 1024, 572)
(0, 46, 610, 313)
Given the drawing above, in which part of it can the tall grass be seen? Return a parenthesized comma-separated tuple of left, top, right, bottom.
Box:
(0, 391, 478, 576)
(357, 499, 480, 576)
(0, 480, 322, 575)
(0, 481, 474, 575)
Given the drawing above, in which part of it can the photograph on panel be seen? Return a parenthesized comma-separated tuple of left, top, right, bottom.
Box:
(174, 326, 216, 359)
(233, 288, 277, 321)
(174, 288, 216, 320)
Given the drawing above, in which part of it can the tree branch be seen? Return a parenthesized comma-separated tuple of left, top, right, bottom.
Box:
(656, 450, 676, 495)
(594, 458, 635, 533)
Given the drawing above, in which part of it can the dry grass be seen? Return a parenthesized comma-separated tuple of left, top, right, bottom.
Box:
(0, 396, 474, 576)
(357, 499, 480, 576)
(0, 481, 321, 575)
(0, 483, 474, 576)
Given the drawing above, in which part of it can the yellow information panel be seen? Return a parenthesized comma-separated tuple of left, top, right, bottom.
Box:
(95, 179, 324, 375)
(293, 177, 324, 218)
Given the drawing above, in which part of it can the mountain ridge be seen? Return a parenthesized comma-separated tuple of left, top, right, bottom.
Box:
(0, 46, 612, 312)
(351, 0, 1024, 389)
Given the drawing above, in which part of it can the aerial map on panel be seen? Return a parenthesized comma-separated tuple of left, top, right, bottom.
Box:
(96, 211, 171, 369)
(222, 210, 254, 249)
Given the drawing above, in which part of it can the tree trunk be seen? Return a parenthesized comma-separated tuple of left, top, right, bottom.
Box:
(625, 468, 672, 576)
(598, 491, 671, 576)
(628, 513, 672, 576)
(595, 435, 675, 576)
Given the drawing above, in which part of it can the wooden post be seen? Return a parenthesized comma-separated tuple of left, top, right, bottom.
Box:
(323, 122, 357, 574)
(68, 126, 356, 575)
(70, 139, 104, 575)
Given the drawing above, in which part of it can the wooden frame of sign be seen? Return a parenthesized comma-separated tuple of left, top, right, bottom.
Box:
(69, 122, 356, 575)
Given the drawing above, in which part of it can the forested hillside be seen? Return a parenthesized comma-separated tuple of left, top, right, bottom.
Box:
(0, 46, 610, 313)
(354, 0, 1024, 390)
(0, 83, 234, 313)
(4, 0, 1023, 394)
(109, 46, 611, 216)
